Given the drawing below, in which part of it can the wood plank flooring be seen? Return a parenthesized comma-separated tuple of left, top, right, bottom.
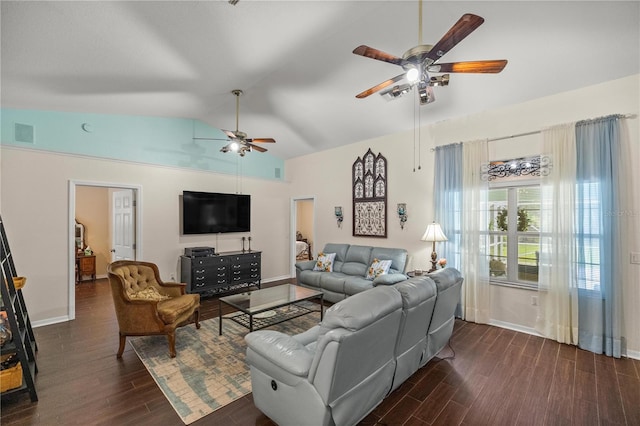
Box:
(2, 279, 639, 425)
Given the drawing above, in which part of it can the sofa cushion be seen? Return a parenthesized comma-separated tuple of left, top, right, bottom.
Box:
(344, 276, 373, 295)
(345, 245, 373, 264)
(313, 252, 336, 272)
(156, 294, 199, 324)
(341, 245, 372, 276)
(323, 244, 350, 272)
(365, 259, 392, 280)
(320, 273, 346, 294)
(370, 247, 408, 274)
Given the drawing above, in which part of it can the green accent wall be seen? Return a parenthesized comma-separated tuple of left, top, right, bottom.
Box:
(0, 108, 284, 180)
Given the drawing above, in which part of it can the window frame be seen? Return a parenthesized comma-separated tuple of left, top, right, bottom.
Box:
(487, 178, 541, 290)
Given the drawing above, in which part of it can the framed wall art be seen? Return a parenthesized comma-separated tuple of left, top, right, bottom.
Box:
(352, 148, 387, 237)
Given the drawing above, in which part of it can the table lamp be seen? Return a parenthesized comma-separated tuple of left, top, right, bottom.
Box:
(421, 222, 448, 273)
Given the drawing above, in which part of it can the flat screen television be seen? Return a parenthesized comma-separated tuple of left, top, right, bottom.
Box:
(182, 191, 251, 234)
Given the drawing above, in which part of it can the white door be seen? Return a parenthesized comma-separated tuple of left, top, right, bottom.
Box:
(112, 189, 135, 261)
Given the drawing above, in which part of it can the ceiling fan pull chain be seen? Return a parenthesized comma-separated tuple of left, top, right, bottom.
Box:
(418, 100, 422, 170)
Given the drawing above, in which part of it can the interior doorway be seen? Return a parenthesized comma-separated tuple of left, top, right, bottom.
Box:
(68, 180, 142, 320)
(291, 197, 315, 277)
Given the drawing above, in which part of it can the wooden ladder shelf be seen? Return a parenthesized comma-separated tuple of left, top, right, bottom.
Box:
(1, 214, 38, 402)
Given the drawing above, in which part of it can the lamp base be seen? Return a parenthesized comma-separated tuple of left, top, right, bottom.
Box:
(428, 250, 438, 273)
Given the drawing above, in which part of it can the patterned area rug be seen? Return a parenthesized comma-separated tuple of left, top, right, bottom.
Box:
(130, 306, 321, 424)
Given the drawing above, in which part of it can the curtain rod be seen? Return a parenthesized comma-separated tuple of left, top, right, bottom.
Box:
(429, 113, 636, 151)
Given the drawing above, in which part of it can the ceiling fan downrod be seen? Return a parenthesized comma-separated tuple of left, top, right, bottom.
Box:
(418, 0, 423, 46)
(231, 89, 242, 133)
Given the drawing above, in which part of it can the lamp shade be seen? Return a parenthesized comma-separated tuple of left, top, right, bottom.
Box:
(421, 222, 448, 242)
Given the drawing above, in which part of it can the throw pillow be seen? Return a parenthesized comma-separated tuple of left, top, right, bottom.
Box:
(313, 252, 336, 272)
(366, 258, 392, 280)
(129, 286, 170, 302)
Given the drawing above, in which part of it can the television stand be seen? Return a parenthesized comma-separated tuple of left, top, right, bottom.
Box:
(180, 250, 261, 296)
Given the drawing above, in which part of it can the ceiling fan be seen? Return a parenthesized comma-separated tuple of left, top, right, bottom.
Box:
(353, 1, 507, 105)
(193, 89, 275, 156)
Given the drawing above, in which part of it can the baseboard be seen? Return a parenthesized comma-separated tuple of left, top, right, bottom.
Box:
(488, 319, 544, 337)
(262, 275, 292, 284)
(624, 349, 640, 360)
(32, 315, 70, 328)
(489, 319, 640, 360)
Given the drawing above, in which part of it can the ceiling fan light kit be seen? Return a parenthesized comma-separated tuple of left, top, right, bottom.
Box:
(353, 2, 507, 105)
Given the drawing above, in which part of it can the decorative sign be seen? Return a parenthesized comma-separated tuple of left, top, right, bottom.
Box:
(353, 149, 387, 237)
(482, 155, 551, 181)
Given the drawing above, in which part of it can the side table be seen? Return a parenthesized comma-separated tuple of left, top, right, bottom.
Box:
(76, 255, 96, 283)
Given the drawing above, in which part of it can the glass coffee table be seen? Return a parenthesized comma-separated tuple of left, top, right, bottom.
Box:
(218, 284, 324, 335)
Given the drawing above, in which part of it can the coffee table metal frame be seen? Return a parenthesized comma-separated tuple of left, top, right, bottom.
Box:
(218, 284, 324, 335)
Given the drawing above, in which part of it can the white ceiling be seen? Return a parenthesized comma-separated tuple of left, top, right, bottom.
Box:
(2, 1, 638, 159)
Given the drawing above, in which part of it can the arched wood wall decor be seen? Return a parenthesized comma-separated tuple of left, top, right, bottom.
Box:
(352, 148, 387, 237)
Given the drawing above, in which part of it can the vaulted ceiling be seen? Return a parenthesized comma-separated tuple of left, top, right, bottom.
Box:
(2, 1, 638, 159)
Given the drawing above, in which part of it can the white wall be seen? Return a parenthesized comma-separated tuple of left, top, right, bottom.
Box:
(0, 152, 290, 324)
(286, 74, 640, 355)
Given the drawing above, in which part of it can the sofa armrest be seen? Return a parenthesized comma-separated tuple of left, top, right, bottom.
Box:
(245, 330, 314, 377)
(373, 273, 408, 286)
(293, 325, 322, 346)
(295, 260, 316, 273)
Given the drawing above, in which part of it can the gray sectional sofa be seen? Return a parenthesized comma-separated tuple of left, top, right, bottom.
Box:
(245, 268, 463, 426)
(295, 243, 409, 303)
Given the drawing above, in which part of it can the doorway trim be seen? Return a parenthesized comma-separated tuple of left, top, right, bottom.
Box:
(290, 196, 316, 277)
(68, 180, 143, 320)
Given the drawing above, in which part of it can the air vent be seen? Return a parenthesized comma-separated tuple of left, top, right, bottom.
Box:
(275, 168, 281, 179)
(15, 123, 35, 144)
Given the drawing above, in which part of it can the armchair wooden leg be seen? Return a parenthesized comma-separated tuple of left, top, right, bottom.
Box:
(194, 308, 201, 329)
(167, 331, 177, 358)
(117, 334, 126, 359)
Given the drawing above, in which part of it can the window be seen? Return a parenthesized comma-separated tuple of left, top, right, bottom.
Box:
(576, 180, 602, 292)
(487, 185, 541, 287)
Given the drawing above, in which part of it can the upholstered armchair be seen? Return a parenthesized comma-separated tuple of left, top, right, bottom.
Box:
(107, 260, 200, 358)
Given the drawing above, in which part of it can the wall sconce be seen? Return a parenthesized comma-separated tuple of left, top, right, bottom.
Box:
(335, 206, 343, 228)
(397, 203, 408, 229)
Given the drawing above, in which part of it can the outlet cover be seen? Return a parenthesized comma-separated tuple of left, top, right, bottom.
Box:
(631, 252, 640, 265)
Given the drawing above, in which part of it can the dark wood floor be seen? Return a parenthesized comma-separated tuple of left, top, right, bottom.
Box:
(2, 278, 639, 425)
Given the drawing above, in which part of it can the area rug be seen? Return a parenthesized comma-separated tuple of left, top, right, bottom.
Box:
(129, 306, 321, 425)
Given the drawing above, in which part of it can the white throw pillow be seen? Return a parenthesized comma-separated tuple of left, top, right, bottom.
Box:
(366, 259, 392, 280)
(313, 252, 336, 272)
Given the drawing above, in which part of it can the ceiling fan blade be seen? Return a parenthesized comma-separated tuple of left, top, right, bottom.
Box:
(247, 143, 268, 153)
(222, 129, 238, 139)
(352, 45, 403, 66)
(426, 14, 484, 62)
(428, 60, 507, 73)
(246, 138, 276, 144)
(192, 137, 230, 141)
(356, 73, 406, 99)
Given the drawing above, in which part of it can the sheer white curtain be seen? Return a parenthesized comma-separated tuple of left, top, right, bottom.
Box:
(536, 123, 579, 345)
(460, 140, 491, 323)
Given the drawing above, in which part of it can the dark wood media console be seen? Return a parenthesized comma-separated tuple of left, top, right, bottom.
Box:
(180, 250, 261, 296)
